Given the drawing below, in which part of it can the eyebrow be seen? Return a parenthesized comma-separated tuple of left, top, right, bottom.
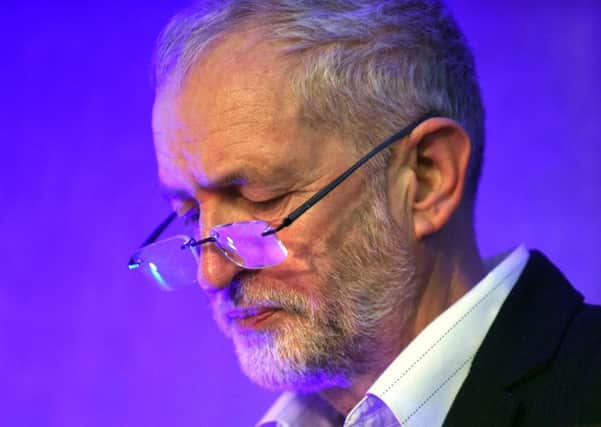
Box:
(159, 168, 277, 201)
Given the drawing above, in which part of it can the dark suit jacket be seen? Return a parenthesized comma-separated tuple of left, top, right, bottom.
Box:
(443, 251, 601, 427)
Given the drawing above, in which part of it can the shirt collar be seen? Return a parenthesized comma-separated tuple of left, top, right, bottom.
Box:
(256, 391, 344, 427)
(258, 246, 530, 427)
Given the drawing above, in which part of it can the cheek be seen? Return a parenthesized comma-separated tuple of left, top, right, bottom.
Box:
(285, 193, 367, 258)
(273, 224, 334, 293)
(267, 210, 365, 302)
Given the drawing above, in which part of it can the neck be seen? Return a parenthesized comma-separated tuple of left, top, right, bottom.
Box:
(319, 224, 486, 416)
(319, 330, 410, 415)
(412, 227, 486, 336)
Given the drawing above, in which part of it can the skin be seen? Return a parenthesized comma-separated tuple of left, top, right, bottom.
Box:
(153, 30, 487, 416)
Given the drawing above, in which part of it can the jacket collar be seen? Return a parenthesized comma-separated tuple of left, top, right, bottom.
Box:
(443, 250, 583, 427)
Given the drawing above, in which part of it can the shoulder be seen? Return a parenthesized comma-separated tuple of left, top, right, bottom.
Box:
(524, 301, 601, 425)
(560, 302, 601, 394)
(559, 302, 601, 373)
(485, 250, 601, 424)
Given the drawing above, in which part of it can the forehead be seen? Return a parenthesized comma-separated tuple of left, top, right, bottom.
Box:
(152, 30, 314, 193)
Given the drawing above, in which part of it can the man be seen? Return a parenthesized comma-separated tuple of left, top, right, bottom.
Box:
(130, 0, 601, 425)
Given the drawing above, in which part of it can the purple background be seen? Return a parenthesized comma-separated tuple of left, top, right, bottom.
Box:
(1, 1, 599, 426)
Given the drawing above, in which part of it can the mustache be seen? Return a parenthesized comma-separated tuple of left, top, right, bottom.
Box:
(211, 274, 310, 318)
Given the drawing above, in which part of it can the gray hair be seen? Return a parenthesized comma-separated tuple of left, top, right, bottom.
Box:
(154, 0, 485, 200)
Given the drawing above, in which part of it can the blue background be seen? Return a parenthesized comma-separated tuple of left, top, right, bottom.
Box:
(1, 1, 599, 425)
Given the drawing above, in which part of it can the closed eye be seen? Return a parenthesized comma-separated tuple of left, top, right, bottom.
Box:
(178, 193, 289, 233)
(250, 193, 290, 212)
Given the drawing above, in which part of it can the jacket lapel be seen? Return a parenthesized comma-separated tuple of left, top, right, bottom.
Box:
(442, 251, 584, 427)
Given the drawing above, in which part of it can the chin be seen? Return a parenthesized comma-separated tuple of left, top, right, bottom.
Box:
(231, 328, 352, 392)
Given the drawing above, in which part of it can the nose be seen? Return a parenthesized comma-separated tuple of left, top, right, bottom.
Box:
(194, 204, 244, 292)
(196, 241, 243, 292)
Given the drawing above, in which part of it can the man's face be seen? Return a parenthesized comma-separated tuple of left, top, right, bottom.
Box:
(152, 32, 418, 391)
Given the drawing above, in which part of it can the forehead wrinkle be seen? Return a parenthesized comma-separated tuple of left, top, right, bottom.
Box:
(176, 87, 296, 173)
(155, 30, 326, 204)
(191, 86, 292, 138)
(156, 117, 295, 196)
(202, 117, 273, 142)
(179, 45, 298, 133)
(170, 132, 292, 186)
(180, 114, 300, 185)
(157, 90, 321, 197)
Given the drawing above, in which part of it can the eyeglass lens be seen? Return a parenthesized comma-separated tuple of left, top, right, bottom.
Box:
(132, 221, 288, 290)
(210, 221, 288, 269)
(132, 235, 199, 291)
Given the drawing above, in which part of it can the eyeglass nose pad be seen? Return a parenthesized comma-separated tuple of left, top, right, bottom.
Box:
(210, 230, 248, 268)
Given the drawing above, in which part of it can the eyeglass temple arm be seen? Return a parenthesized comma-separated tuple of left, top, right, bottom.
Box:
(264, 113, 436, 236)
(128, 211, 178, 268)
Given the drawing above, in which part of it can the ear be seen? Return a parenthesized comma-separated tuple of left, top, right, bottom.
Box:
(387, 117, 471, 240)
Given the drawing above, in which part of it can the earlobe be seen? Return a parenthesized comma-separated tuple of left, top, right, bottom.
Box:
(414, 214, 438, 239)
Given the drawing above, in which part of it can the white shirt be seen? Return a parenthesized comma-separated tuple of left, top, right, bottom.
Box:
(257, 246, 530, 427)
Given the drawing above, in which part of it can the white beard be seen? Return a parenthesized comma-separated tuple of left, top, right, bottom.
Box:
(210, 183, 418, 392)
